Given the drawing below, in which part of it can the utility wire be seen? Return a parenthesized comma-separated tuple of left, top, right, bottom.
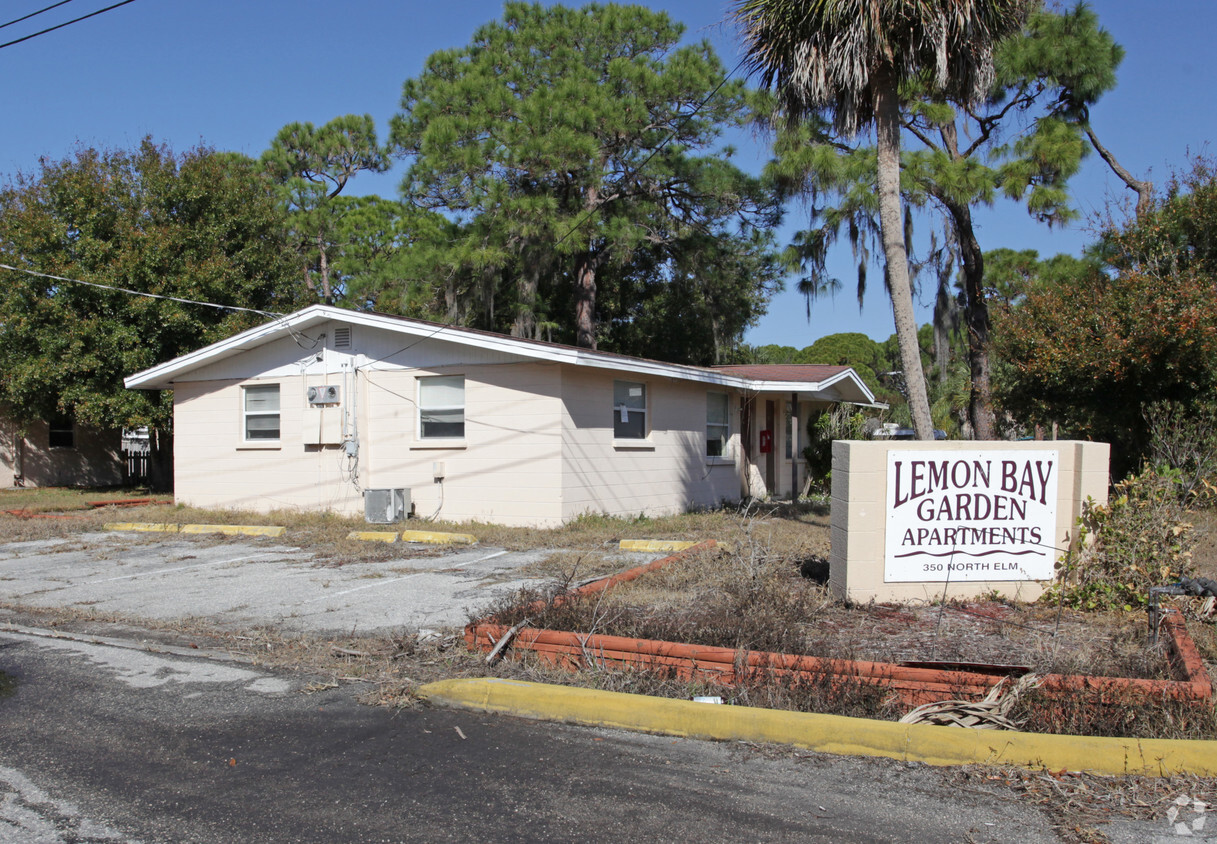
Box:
(0, 263, 284, 318)
(0, 0, 136, 51)
(0, 0, 78, 31)
(552, 55, 748, 249)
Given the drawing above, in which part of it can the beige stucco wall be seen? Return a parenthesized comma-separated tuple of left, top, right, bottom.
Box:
(173, 377, 363, 514)
(0, 416, 124, 488)
(172, 362, 566, 525)
(361, 363, 564, 526)
(558, 369, 744, 522)
(173, 359, 753, 527)
(829, 440, 1110, 603)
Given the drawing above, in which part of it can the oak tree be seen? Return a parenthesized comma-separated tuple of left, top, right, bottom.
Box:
(0, 140, 301, 482)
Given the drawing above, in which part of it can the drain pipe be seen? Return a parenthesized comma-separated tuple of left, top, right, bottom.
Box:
(1150, 577, 1217, 645)
(1148, 584, 1185, 646)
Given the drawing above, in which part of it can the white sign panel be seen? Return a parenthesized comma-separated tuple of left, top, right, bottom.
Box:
(885, 450, 1059, 582)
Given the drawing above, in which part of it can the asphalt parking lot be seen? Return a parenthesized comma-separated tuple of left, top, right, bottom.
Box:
(0, 531, 642, 635)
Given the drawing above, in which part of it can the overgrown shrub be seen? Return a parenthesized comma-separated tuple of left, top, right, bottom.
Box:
(1043, 468, 1196, 611)
(1143, 400, 1217, 507)
(803, 405, 869, 494)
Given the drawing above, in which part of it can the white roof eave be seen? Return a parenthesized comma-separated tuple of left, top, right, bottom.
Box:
(124, 305, 874, 404)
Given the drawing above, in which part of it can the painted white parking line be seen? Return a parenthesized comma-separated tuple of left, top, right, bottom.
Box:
(293, 549, 509, 607)
(85, 552, 279, 584)
(295, 573, 426, 605)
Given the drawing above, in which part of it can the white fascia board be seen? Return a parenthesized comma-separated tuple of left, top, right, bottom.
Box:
(807, 367, 876, 403)
(124, 304, 741, 391)
(124, 309, 314, 389)
(743, 371, 876, 405)
(124, 304, 875, 403)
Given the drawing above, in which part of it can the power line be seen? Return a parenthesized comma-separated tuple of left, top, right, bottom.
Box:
(0, 0, 78, 31)
(0, 0, 136, 51)
(0, 262, 284, 319)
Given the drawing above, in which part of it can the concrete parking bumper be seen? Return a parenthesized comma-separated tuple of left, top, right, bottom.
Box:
(105, 523, 285, 538)
(417, 677, 1217, 777)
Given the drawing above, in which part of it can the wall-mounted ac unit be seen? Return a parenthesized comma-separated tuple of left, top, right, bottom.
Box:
(307, 385, 341, 405)
(364, 488, 409, 524)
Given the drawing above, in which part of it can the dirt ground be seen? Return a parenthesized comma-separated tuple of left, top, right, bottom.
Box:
(1192, 508, 1217, 578)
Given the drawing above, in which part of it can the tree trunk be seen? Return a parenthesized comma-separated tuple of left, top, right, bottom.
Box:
(318, 231, 332, 305)
(874, 78, 934, 440)
(574, 183, 601, 350)
(932, 287, 953, 385)
(943, 198, 997, 440)
(514, 259, 538, 339)
(574, 251, 597, 349)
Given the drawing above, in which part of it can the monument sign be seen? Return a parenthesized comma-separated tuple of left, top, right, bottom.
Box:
(885, 449, 1058, 582)
(830, 440, 1109, 603)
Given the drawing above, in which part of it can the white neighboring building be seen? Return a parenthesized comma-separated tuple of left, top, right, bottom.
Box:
(125, 306, 876, 527)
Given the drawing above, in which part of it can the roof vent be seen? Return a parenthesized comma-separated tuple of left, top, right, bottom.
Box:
(332, 326, 352, 349)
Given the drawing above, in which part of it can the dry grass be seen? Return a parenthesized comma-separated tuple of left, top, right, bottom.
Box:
(474, 530, 1217, 738)
(0, 486, 165, 514)
(426, 500, 832, 554)
(485, 547, 1174, 681)
(947, 765, 1217, 843)
(0, 489, 829, 565)
(510, 551, 642, 583)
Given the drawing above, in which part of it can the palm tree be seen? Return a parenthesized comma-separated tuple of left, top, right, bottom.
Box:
(733, 0, 1030, 440)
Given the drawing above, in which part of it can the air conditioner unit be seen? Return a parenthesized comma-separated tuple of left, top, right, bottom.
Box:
(364, 488, 409, 524)
(307, 385, 341, 405)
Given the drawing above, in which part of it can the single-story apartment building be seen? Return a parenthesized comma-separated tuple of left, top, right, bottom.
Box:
(124, 306, 877, 527)
(1, 413, 126, 488)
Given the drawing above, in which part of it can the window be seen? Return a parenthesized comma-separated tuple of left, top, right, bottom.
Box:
(419, 376, 465, 439)
(48, 414, 75, 449)
(243, 384, 280, 441)
(706, 392, 729, 457)
(613, 380, 647, 439)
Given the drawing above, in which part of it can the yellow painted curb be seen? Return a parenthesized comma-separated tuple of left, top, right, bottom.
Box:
(619, 539, 699, 553)
(180, 524, 286, 538)
(400, 529, 476, 545)
(347, 531, 400, 543)
(417, 678, 1217, 777)
(103, 522, 180, 533)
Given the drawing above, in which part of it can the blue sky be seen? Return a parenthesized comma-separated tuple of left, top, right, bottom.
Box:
(1, 1, 1212, 349)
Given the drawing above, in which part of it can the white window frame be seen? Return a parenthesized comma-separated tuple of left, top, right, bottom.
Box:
(418, 375, 465, 441)
(706, 392, 730, 459)
(242, 384, 281, 443)
(613, 380, 648, 441)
